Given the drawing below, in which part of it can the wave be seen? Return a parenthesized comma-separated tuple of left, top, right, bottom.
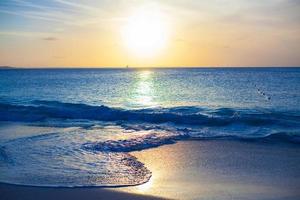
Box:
(82, 132, 300, 154)
(0, 126, 152, 187)
(0, 100, 299, 187)
(83, 131, 189, 152)
(1, 100, 300, 127)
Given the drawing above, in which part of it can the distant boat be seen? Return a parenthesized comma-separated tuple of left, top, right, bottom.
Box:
(126, 65, 129, 69)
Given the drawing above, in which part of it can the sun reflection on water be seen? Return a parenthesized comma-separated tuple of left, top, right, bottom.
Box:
(133, 70, 157, 107)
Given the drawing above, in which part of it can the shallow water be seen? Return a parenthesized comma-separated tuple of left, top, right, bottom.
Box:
(0, 67, 299, 187)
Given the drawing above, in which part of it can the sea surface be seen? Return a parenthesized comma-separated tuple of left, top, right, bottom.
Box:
(0, 67, 299, 187)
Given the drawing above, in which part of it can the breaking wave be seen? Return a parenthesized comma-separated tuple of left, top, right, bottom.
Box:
(1, 100, 299, 128)
(0, 100, 299, 188)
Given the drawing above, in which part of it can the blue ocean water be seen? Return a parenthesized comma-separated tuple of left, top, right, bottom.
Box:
(0, 67, 300, 187)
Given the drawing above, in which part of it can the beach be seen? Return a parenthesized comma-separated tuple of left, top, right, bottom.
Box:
(1, 140, 299, 200)
(120, 140, 300, 200)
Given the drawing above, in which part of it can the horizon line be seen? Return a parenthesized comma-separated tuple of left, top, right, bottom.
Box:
(1, 66, 300, 69)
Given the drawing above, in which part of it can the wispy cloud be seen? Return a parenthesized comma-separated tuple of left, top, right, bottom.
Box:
(0, 31, 52, 37)
(11, 0, 59, 11)
(0, 8, 68, 23)
(0, 0, 108, 27)
(42, 37, 58, 41)
(52, 0, 101, 13)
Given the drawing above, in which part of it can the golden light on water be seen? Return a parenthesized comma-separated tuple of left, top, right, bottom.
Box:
(133, 70, 156, 107)
(122, 7, 169, 57)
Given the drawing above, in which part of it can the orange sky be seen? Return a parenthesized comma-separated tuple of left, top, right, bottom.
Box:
(0, 0, 300, 67)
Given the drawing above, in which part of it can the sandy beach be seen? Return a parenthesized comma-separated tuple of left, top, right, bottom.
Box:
(119, 140, 300, 200)
(1, 140, 299, 200)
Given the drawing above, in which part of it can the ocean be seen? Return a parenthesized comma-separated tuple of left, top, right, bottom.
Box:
(0, 67, 299, 187)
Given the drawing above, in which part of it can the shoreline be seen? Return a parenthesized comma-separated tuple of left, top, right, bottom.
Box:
(1, 66, 300, 70)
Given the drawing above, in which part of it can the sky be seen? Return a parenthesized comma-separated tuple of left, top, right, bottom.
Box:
(0, 0, 300, 67)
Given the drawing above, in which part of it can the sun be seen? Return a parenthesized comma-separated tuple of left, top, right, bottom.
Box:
(122, 8, 169, 57)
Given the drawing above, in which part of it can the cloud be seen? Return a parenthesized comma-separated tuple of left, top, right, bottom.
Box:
(0, 31, 50, 37)
(52, 0, 100, 13)
(0, 0, 109, 27)
(43, 37, 58, 41)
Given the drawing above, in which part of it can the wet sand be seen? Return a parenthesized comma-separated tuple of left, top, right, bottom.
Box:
(0, 183, 167, 200)
(119, 140, 300, 200)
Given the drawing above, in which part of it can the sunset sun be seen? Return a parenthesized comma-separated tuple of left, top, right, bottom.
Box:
(122, 8, 169, 57)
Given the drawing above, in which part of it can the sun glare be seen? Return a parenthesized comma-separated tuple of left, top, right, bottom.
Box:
(122, 8, 169, 57)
